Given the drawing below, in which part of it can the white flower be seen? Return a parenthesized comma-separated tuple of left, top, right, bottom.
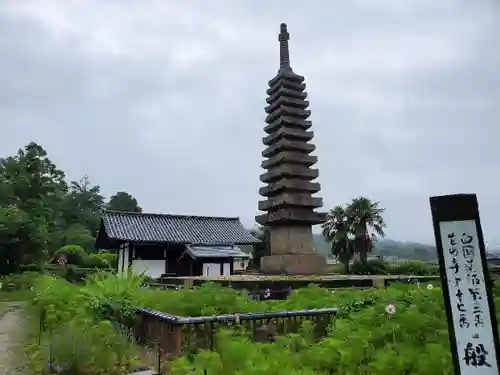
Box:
(427, 284, 433, 290)
(385, 304, 396, 315)
(263, 288, 271, 299)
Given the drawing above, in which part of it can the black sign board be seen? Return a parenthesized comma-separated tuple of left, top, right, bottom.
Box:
(430, 193, 500, 375)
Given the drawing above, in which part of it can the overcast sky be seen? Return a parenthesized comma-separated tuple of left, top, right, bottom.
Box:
(1, 1, 499, 244)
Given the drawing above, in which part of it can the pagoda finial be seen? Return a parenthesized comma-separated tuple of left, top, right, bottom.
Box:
(278, 23, 292, 72)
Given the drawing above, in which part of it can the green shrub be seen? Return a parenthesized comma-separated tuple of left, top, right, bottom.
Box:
(351, 259, 390, 275)
(85, 250, 117, 269)
(97, 250, 118, 268)
(32, 272, 492, 374)
(0, 271, 40, 291)
(53, 245, 88, 266)
(86, 254, 110, 268)
(27, 273, 141, 374)
(391, 260, 437, 276)
(35, 319, 138, 374)
(19, 264, 44, 272)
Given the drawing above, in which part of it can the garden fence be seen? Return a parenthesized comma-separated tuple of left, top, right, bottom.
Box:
(133, 306, 338, 360)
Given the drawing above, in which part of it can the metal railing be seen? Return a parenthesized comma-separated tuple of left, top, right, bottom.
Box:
(133, 306, 338, 360)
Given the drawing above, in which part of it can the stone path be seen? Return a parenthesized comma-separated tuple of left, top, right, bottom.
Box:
(0, 302, 27, 375)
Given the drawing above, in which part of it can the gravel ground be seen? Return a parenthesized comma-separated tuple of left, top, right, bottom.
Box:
(0, 302, 28, 375)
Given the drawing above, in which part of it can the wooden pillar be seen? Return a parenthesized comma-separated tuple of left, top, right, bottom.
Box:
(171, 325, 183, 358)
(372, 277, 385, 288)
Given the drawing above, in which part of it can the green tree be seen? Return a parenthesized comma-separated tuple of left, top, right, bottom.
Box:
(106, 191, 142, 212)
(0, 205, 48, 274)
(347, 197, 386, 264)
(60, 224, 96, 252)
(61, 175, 104, 234)
(0, 142, 68, 254)
(0, 142, 67, 212)
(322, 205, 354, 273)
(249, 226, 269, 268)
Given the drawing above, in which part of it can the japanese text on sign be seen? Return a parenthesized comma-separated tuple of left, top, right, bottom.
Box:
(440, 220, 498, 375)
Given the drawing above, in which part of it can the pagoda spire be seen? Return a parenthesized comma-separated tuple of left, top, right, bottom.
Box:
(278, 23, 292, 72)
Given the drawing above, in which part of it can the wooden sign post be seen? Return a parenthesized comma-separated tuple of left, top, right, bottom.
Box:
(430, 194, 500, 374)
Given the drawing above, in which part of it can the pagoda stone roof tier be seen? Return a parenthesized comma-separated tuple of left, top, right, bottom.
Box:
(260, 166, 319, 183)
(261, 152, 317, 169)
(267, 80, 306, 96)
(257, 23, 326, 228)
(268, 70, 305, 87)
(266, 87, 307, 104)
(265, 106, 311, 124)
(262, 139, 315, 158)
(265, 96, 309, 114)
(264, 116, 312, 134)
(256, 208, 327, 226)
(258, 195, 323, 211)
(259, 179, 321, 197)
(263, 128, 314, 146)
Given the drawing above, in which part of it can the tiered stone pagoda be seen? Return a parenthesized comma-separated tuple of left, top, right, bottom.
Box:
(256, 23, 327, 274)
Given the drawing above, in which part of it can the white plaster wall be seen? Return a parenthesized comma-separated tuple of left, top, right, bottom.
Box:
(131, 259, 165, 279)
(233, 258, 250, 271)
(203, 263, 221, 277)
(222, 263, 230, 276)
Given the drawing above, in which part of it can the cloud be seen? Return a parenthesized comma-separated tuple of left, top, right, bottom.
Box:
(1, 0, 499, 244)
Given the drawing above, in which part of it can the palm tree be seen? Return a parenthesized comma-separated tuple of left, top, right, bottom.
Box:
(322, 205, 354, 273)
(347, 197, 386, 264)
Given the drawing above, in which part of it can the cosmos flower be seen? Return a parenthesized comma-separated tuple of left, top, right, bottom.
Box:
(385, 304, 396, 315)
(263, 288, 271, 299)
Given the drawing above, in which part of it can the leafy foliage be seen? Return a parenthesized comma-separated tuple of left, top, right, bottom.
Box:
(106, 191, 142, 212)
(61, 176, 105, 235)
(53, 244, 88, 265)
(0, 142, 142, 273)
(322, 205, 353, 273)
(249, 226, 270, 268)
(0, 205, 48, 273)
(323, 197, 386, 270)
(27, 273, 491, 374)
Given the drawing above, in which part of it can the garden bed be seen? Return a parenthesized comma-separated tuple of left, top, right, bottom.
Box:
(18, 271, 500, 374)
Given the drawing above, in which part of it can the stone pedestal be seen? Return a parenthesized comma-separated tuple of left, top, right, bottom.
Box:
(268, 226, 313, 255)
(260, 253, 326, 275)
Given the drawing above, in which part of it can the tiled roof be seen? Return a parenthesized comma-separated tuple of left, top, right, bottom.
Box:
(186, 245, 252, 259)
(101, 211, 260, 245)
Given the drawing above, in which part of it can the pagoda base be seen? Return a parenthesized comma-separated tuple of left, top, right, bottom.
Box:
(260, 254, 326, 275)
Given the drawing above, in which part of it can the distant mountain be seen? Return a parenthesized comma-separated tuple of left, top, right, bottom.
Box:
(313, 234, 438, 262)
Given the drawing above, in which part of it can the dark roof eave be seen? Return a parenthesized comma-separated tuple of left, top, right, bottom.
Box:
(104, 209, 241, 221)
(106, 238, 261, 246)
(102, 211, 260, 245)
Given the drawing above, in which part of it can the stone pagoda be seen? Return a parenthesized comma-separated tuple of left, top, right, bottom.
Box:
(256, 23, 327, 275)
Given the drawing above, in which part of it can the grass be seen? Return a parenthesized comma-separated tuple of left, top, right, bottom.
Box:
(0, 290, 34, 302)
